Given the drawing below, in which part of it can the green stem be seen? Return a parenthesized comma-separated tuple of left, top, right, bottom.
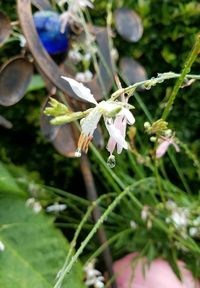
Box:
(111, 72, 200, 101)
(54, 178, 148, 288)
(162, 35, 200, 120)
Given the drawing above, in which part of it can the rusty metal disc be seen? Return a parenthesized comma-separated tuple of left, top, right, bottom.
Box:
(31, 0, 53, 10)
(0, 11, 11, 47)
(0, 57, 33, 106)
(40, 97, 77, 157)
(40, 98, 60, 141)
(114, 8, 143, 42)
(17, 0, 114, 101)
(52, 124, 77, 157)
(119, 57, 147, 86)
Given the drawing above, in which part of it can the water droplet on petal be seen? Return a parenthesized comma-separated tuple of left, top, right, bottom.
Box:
(107, 155, 116, 168)
(75, 149, 81, 157)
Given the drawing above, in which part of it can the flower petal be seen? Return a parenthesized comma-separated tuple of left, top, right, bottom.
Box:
(81, 107, 102, 137)
(122, 108, 135, 125)
(61, 76, 97, 105)
(172, 142, 180, 153)
(156, 140, 170, 158)
(105, 119, 128, 151)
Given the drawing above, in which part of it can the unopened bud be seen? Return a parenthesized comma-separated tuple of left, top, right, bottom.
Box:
(150, 136, 157, 142)
(164, 129, 172, 137)
(144, 122, 151, 129)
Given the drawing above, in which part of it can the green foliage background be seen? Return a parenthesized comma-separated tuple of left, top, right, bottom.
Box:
(0, 0, 200, 284)
(0, 0, 199, 192)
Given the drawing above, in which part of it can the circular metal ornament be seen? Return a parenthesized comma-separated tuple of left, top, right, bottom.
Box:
(119, 57, 147, 86)
(114, 8, 143, 42)
(0, 11, 11, 47)
(0, 57, 33, 106)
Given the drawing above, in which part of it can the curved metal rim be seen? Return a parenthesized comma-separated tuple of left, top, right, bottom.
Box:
(17, 0, 113, 101)
(17, 0, 76, 98)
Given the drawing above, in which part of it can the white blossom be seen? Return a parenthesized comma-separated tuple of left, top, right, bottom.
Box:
(0, 241, 5, 252)
(61, 77, 135, 159)
(62, 76, 97, 104)
(58, 0, 94, 33)
(46, 203, 67, 213)
(84, 259, 104, 288)
(26, 198, 42, 214)
(189, 227, 198, 237)
(130, 220, 137, 229)
(75, 70, 93, 82)
(68, 49, 83, 63)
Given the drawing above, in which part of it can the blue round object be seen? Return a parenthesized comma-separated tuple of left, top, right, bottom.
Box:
(33, 11, 69, 55)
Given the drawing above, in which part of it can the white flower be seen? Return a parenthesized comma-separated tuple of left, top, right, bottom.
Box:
(141, 205, 149, 221)
(84, 259, 104, 288)
(130, 220, 137, 229)
(58, 0, 93, 33)
(26, 198, 42, 214)
(171, 209, 189, 229)
(46, 203, 67, 213)
(0, 241, 5, 252)
(68, 49, 83, 63)
(61, 77, 134, 158)
(189, 227, 198, 237)
(19, 35, 26, 47)
(75, 70, 93, 82)
(62, 76, 97, 104)
(58, 0, 94, 11)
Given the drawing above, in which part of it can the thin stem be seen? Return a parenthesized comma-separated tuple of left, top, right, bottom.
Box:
(85, 228, 132, 264)
(162, 35, 200, 120)
(54, 178, 148, 288)
(111, 72, 200, 101)
(90, 144, 125, 190)
(55, 204, 96, 288)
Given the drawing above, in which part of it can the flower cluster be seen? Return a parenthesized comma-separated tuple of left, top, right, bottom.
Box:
(144, 120, 180, 159)
(45, 77, 135, 166)
(58, 0, 94, 33)
(166, 200, 200, 239)
(25, 197, 42, 214)
(84, 259, 104, 288)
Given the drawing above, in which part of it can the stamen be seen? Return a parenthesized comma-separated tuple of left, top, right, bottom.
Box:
(82, 135, 93, 153)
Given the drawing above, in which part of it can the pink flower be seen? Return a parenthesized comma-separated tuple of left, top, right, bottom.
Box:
(113, 253, 200, 288)
(156, 136, 180, 159)
(106, 107, 135, 155)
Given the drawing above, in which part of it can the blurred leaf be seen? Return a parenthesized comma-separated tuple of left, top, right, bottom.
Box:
(0, 162, 85, 288)
(0, 162, 25, 196)
(27, 75, 45, 92)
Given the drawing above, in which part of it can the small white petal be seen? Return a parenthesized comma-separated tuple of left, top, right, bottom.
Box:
(105, 120, 128, 150)
(61, 77, 97, 105)
(0, 241, 5, 252)
(81, 107, 102, 137)
(121, 108, 135, 125)
(172, 142, 180, 153)
(46, 203, 67, 212)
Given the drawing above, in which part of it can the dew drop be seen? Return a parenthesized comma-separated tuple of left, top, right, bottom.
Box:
(75, 149, 81, 157)
(107, 155, 116, 168)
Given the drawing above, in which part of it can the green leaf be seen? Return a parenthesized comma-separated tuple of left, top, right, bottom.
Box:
(0, 163, 25, 196)
(0, 194, 85, 288)
(26, 75, 45, 92)
(0, 162, 85, 288)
